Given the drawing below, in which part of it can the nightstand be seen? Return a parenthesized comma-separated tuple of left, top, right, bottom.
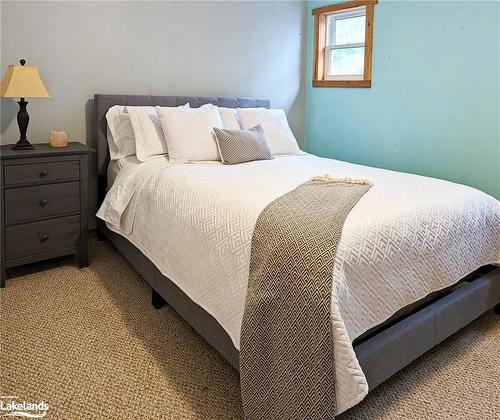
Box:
(0, 142, 91, 287)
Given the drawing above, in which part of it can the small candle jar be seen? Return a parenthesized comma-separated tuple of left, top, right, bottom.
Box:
(49, 130, 68, 148)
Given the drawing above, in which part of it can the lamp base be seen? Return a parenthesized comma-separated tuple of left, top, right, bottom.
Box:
(13, 98, 33, 150)
(12, 139, 35, 150)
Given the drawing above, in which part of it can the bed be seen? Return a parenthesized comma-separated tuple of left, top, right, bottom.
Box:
(94, 94, 500, 415)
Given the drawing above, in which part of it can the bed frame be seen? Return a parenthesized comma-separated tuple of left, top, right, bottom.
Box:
(94, 94, 499, 392)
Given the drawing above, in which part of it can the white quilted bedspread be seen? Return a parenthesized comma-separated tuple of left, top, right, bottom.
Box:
(97, 153, 500, 413)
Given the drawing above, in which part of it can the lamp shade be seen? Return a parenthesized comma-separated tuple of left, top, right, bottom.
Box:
(1, 62, 50, 99)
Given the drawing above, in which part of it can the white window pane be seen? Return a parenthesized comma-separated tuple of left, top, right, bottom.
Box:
(335, 15, 365, 45)
(327, 17, 336, 45)
(329, 47, 364, 76)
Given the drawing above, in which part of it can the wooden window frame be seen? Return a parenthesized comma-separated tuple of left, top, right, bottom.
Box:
(312, 0, 377, 88)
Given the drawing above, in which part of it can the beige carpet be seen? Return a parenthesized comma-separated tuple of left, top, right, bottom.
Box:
(1, 239, 498, 419)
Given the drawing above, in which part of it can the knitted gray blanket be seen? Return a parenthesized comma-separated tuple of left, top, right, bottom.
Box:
(240, 176, 372, 420)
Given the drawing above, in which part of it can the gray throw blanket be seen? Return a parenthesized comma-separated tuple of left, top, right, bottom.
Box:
(240, 176, 372, 420)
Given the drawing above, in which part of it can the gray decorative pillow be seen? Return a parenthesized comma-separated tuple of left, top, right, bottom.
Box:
(213, 124, 273, 165)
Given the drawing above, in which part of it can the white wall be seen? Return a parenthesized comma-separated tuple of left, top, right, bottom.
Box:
(1, 1, 307, 226)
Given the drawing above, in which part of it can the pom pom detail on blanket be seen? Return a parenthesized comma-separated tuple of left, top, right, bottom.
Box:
(310, 174, 374, 186)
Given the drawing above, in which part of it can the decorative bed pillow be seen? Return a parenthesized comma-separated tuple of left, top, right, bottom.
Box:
(218, 107, 241, 130)
(213, 124, 273, 165)
(106, 106, 156, 160)
(237, 108, 300, 156)
(127, 106, 168, 162)
(156, 104, 223, 161)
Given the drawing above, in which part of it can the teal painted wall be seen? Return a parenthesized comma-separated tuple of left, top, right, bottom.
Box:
(306, 1, 500, 199)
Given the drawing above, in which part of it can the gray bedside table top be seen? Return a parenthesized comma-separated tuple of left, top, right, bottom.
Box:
(1, 142, 90, 159)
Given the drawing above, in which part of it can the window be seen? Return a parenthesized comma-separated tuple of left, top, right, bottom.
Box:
(312, 1, 377, 87)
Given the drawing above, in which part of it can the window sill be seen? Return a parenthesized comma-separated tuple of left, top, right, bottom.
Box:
(312, 79, 371, 88)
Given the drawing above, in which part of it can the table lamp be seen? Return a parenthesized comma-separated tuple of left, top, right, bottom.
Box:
(1, 59, 50, 150)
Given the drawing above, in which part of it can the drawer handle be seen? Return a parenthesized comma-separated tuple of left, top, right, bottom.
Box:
(40, 169, 49, 177)
(40, 233, 49, 243)
(39, 198, 49, 206)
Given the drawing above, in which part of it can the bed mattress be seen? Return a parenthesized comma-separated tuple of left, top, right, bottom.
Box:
(97, 153, 500, 413)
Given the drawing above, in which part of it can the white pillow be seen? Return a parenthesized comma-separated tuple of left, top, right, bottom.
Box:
(127, 106, 168, 162)
(237, 108, 300, 156)
(106, 106, 152, 160)
(156, 104, 223, 161)
(218, 107, 241, 130)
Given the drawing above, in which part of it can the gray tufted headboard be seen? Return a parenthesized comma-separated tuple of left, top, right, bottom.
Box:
(94, 94, 271, 178)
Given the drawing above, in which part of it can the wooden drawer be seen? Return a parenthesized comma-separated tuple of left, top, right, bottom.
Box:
(5, 215, 80, 260)
(5, 182, 80, 223)
(4, 160, 80, 186)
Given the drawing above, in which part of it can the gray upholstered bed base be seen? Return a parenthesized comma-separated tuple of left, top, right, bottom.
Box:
(100, 222, 499, 389)
(94, 94, 500, 394)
